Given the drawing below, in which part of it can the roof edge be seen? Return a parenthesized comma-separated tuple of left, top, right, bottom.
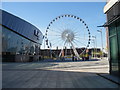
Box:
(103, 0, 119, 13)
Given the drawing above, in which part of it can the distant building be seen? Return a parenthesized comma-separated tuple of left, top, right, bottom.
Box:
(40, 48, 101, 59)
(1, 10, 43, 62)
(104, 0, 120, 76)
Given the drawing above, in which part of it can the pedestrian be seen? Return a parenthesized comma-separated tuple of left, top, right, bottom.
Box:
(72, 55, 74, 61)
(75, 56, 77, 61)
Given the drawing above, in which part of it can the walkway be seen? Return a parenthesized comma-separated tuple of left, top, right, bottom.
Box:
(2, 58, 120, 88)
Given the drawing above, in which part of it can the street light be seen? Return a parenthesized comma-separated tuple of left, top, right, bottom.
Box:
(91, 37, 95, 58)
(97, 29, 103, 59)
(92, 36, 97, 59)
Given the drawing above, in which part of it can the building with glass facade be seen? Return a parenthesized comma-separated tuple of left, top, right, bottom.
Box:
(104, 0, 120, 76)
(0, 10, 43, 62)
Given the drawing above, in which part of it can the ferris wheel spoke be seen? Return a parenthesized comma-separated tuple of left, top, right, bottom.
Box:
(73, 25, 87, 35)
(47, 30, 61, 35)
(72, 41, 84, 52)
(61, 20, 68, 31)
(76, 32, 87, 37)
(48, 37, 61, 42)
(50, 20, 65, 32)
(48, 28, 62, 34)
(65, 17, 79, 28)
(72, 25, 83, 33)
(63, 20, 73, 30)
(75, 37, 89, 43)
(73, 31, 85, 37)
(74, 37, 89, 40)
(74, 39, 86, 46)
(51, 39, 63, 46)
(54, 26, 65, 32)
(56, 18, 65, 28)
(52, 39, 64, 47)
(72, 40, 80, 48)
(54, 18, 67, 32)
(47, 35, 61, 37)
(74, 39, 87, 47)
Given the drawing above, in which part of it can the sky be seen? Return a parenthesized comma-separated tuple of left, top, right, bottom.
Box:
(2, 2, 107, 50)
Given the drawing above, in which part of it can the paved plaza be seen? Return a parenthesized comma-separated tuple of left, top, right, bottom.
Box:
(2, 58, 120, 88)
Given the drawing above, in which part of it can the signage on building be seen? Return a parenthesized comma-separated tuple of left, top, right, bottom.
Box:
(34, 29, 40, 40)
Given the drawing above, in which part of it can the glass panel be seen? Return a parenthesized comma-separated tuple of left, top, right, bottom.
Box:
(109, 23, 116, 36)
(110, 36, 118, 61)
(109, 22, 119, 73)
(2, 26, 41, 56)
(117, 20, 120, 72)
(110, 36, 119, 72)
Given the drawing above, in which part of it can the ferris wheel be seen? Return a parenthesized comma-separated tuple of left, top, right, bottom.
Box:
(44, 14, 91, 59)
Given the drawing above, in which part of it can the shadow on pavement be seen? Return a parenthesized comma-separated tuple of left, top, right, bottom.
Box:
(39, 59, 100, 62)
(2, 68, 119, 88)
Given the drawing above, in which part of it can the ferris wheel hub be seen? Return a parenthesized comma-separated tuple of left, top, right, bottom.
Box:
(61, 30, 75, 43)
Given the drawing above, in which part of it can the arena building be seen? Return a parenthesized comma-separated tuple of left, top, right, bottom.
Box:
(0, 9, 43, 62)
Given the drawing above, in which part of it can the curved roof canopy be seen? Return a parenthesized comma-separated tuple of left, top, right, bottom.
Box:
(1, 9, 43, 45)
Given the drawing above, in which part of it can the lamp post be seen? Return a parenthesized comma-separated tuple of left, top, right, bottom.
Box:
(92, 36, 97, 59)
(92, 39, 95, 59)
(97, 30, 103, 59)
(43, 35, 46, 60)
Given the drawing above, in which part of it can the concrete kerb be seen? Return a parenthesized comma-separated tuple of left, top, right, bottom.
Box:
(96, 73, 120, 86)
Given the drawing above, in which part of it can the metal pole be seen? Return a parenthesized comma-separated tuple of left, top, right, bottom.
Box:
(96, 36, 97, 58)
(94, 39, 95, 59)
(101, 30, 103, 59)
(44, 36, 45, 60)
(95, 36, 97, 59)
(92, 39, 95, 59)
(94, 36, 97, 59)
(92, 36, 96, 59)
(97, 30, 103, 59)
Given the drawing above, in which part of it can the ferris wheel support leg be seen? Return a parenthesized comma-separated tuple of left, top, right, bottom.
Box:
(59, 50, 62, 57)
(59, 40, 67, 58)
(70, 42, 81, 60)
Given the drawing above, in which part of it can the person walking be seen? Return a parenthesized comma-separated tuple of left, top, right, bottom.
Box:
(72, 55, 74, 61)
